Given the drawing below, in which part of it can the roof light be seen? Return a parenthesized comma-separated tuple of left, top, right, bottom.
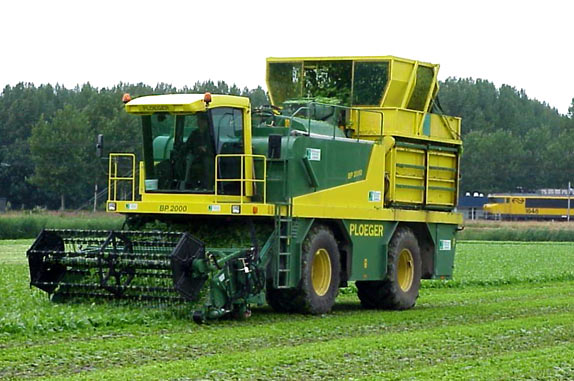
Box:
(122, 93, 132, 103)
(204, 92, 212, 105)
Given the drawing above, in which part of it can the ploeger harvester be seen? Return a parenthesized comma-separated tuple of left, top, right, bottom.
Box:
(28, 56, 463, 321)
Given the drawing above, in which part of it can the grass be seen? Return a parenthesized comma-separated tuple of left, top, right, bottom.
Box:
(0, 212, 123, 239)
(1, 240, 573, 379)
(459, 219, 574, 241)
(442, 241, 574, 286)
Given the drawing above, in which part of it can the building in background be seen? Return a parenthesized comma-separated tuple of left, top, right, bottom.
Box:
(458, 192, 488, 220)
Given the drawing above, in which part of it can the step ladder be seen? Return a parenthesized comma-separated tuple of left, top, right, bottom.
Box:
(275, 202, 293, 288)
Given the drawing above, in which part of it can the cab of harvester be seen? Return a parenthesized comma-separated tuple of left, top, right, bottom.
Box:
(131, 94, 249, 194)
(107, 93, 267, 216)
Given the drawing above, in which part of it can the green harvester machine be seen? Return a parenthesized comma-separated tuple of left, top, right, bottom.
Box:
(28, 56, 463, 322)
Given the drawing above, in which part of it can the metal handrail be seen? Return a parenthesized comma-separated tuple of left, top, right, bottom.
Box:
(214, 154, 267, 204)
(108, 153, 135, 201)
(285, 101, 385, 142)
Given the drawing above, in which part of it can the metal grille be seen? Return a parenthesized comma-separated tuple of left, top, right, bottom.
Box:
(28, 230, 187, 303)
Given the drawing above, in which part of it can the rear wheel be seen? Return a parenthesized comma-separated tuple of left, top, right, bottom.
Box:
(357, 227, 421, 310)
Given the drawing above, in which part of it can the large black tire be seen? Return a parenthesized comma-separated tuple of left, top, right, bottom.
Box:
(266, 225, 341, 314)
(357, 227, 421, 310)
(297, 225, 341, 314)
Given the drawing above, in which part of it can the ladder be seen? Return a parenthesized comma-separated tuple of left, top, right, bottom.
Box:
(274, 202, 293, 288)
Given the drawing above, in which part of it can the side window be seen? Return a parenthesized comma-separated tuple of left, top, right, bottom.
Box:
(182, 115, 199, 144)
(210, 107, 244, 195)
(150, 113, 175, 161)
(210, 108, 243, 154)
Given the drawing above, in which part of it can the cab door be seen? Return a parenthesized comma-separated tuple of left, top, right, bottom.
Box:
(210, 107, 252, 196)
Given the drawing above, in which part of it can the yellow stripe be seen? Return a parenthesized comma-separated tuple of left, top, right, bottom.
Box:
(112, 201, 275, 216)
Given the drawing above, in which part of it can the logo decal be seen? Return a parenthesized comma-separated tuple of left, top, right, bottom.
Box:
(368, 191, 381, 202)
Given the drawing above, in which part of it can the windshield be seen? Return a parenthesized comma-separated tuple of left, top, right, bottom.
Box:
(141, 108, 243, 193)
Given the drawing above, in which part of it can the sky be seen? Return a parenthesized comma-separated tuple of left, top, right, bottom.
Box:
(1, 0, 572, 114)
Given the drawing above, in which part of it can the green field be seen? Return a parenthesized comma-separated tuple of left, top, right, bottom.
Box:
(0, 212, 123, 240)
(459, 220, 574, 242)
(1, 240, 574, 380)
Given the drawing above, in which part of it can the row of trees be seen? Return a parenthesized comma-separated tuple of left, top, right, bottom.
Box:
(0, 77, 573, 210)
(439, 78, 574, 192)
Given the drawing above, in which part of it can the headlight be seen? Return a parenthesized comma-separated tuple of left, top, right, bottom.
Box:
(108, 202, 117, 211)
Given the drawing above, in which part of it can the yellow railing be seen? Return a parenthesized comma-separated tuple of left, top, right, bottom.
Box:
(214, 154, 267, 204)
(108, 153, 136, 201)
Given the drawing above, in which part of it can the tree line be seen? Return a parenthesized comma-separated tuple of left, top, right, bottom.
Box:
(0, 78, 573, 210)
(439, 78, 574, 193)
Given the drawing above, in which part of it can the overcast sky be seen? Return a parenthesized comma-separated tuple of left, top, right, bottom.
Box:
(1, 0, 572, 114)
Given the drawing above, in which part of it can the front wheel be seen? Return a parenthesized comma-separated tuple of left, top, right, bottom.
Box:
(297, 225, 341, 314)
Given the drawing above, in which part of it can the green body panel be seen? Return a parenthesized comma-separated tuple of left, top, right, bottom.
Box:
(252, 134, 373, 202)
(342, 220, 398, 281)
(430, 223, 457, 278)
(270, 219, 457, 287)
(252, 127, 289, 138)
(288, 218, 314, 288)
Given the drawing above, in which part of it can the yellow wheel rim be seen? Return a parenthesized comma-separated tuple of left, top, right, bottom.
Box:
(311, 248, 332, 296)
(397, 248, 414, 292)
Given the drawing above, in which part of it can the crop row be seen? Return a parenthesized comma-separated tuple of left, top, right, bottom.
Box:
(1, 240, 573, 379)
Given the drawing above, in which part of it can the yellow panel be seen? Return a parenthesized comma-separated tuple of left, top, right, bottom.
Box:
(383, 60, 414, 108)
(349, 109, 384, 138)
(427, 151, 457, 206)
(429, 114, 462, 141)
(400, 61, 419, 108)
(125, 94, 250, 115)
(292, 143, 385, 213)
(351, 108, 461, 146)
(393, 147, 425, 204)
(384, 142, 459, 208)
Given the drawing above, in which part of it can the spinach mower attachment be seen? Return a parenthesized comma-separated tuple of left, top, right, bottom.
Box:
(27, 229, 267, 322)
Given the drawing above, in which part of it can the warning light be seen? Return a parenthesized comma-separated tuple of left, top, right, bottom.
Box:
(204, 92, 212, 105)
(252, 206, 258, 214)
(122, 93, 132, 103)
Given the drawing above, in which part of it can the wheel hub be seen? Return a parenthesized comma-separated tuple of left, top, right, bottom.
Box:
(311, 248, 332, 296)
(397, 248, 414, 292)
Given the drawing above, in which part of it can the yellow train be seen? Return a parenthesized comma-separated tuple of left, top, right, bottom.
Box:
(483, 194, 574, 220)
